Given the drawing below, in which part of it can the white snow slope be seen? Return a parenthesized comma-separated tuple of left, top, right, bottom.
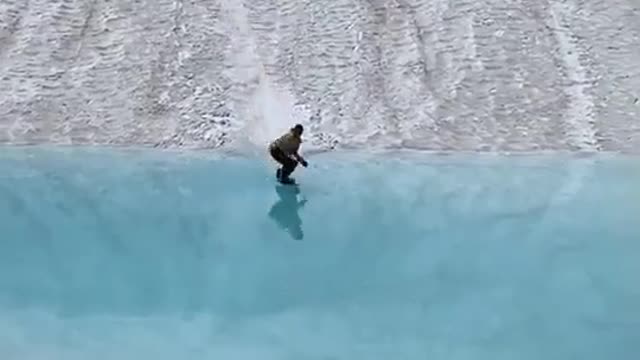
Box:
(0, 0, 639, 153)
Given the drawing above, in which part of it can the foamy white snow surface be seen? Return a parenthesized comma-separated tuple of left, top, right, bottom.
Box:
(0, 0, 639, 153)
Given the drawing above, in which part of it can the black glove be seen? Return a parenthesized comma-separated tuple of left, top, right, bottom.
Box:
(300, 159, 308, 167)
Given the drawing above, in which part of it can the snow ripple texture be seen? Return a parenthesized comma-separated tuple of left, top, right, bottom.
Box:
(0, 0, 639, 152)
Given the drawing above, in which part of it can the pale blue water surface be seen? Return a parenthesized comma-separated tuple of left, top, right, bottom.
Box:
(0, 147, 638, 359)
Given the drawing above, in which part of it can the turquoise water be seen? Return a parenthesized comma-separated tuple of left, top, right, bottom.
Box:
(0, 147, 639, 359)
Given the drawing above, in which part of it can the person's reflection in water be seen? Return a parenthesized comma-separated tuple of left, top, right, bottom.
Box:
(268, 184, 307, 240)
